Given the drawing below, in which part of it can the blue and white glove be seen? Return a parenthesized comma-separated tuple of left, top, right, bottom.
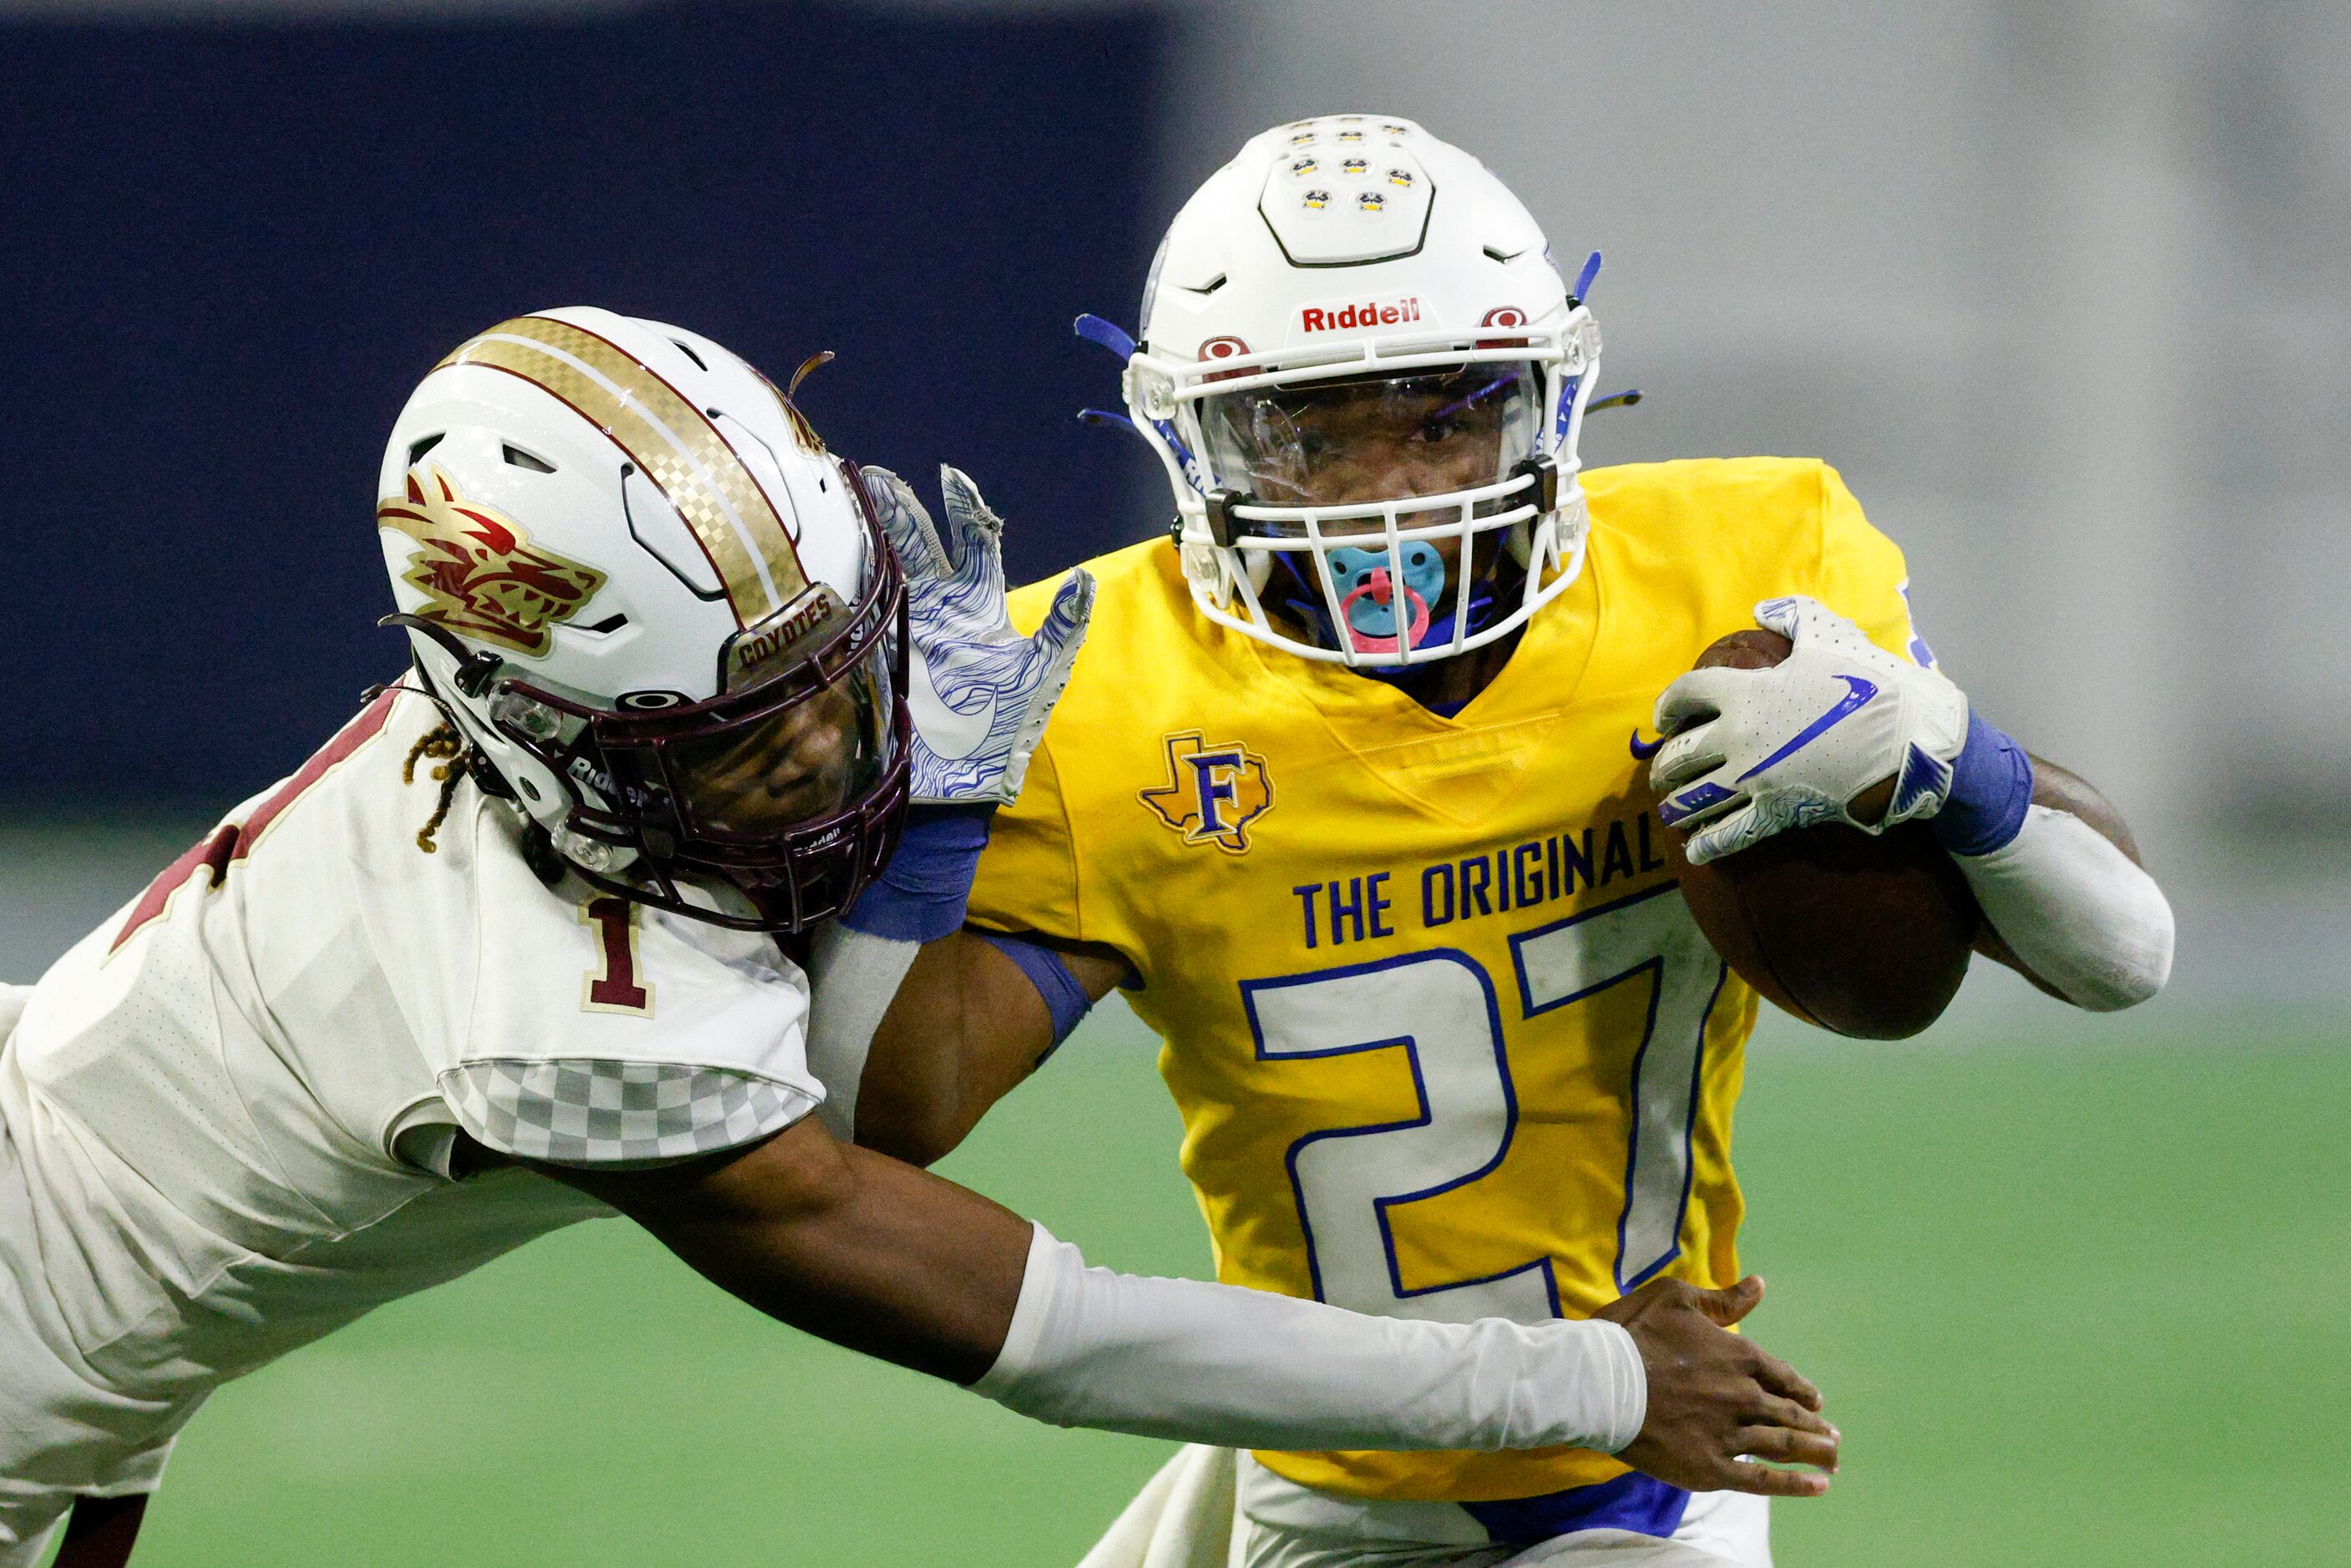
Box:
(839, 466, 1093, 946)
(862, 464, 1095, 806)
(1650, 595, 1979, 866)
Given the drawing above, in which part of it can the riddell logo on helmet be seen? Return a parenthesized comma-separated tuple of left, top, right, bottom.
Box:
(1299, 296, 1423, 334)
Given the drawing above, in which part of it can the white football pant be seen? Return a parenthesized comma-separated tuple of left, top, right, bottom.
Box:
(1079, 1448, 1770, 1568)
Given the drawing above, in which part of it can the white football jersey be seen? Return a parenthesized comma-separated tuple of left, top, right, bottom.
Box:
(0, 686, 822, 1442)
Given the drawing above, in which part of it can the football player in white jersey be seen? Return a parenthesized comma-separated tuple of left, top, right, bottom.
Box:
(0, 308, 1833, 1565)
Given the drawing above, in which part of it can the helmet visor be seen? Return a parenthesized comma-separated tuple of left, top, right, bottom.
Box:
(1200, 361, 1540, 513)
(666, 634, 897, 841)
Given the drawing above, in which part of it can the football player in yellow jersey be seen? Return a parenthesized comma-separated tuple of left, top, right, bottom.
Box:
(849, 117, 2176, 1566)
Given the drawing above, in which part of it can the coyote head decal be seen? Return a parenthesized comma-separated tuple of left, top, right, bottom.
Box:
(377, 467, 606, 656)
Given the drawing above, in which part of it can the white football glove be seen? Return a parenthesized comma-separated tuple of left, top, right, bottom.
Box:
(1651, 595, 1969, 865)
(860, 465, 1095, 807)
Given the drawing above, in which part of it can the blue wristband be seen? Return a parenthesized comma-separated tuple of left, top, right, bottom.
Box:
(975, 931, 1095, 1058)
(838, 802, 997, 943)
(1930, 710, 2035, 857)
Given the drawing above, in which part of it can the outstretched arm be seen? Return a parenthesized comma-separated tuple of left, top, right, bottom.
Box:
(544, 1110, 1031, 1381)
(534, 1114, 1835, 1493)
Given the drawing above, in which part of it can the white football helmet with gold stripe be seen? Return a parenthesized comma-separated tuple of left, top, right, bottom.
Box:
(375, 306, 908, 931)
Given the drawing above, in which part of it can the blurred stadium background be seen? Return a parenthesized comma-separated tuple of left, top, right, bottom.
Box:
(3, 1, 2343, 1563)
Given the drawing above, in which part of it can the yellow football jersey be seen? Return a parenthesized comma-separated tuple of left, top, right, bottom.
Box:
(968, 458, 1921, 1503)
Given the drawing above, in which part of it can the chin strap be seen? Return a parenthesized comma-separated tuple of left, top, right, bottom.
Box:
(1071, 313, 1204, 489)
(367, 629, 517, 806)
(380, 611, 501, 697)
(1076, 407, 1140, 437)
(1073, 312, 1137, 358)
(1072, 314, 1141, 437)
(1570, 249, 1604, 307)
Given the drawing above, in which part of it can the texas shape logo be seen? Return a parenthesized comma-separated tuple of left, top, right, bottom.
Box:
(1140, 731, 1274, 854)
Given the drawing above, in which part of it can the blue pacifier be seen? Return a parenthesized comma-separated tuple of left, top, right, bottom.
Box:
(1328, 542, 1447, 652)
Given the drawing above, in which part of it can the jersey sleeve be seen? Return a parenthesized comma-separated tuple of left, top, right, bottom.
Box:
(965, 733, 1090, 946)
(437, 1059, 808, 1168)
(416, 809, 825, 1168)
(1811, 463, 1934, 668)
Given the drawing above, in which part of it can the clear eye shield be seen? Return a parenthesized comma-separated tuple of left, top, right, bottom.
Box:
(1197, 362, 1546, 661)
(1201, 362, 1539, 510)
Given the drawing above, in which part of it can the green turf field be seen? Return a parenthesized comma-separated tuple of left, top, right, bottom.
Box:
(96, 1003, 2348, 1567)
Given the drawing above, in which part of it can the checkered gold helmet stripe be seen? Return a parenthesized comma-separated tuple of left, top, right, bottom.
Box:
(437, 315, 811, 626)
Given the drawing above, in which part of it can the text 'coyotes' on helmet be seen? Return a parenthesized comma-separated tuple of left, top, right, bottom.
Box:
(1118, 114, 1605, 670)
(375, 307, 908, 932)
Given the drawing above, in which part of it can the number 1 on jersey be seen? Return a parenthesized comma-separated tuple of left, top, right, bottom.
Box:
(580, 897, 654, 1014)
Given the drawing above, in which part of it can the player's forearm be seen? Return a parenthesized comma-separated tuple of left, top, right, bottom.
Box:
(556, 1120, 1031, 1383)
(976, 1226, 1647, 1454)
(827, 793, 1067, 1164)
(857, 932, 1054, 1165)
(564, 1124, 1648, 1455)
(802, 921, 923, 1141)
(1960, 756, 2173, 1011)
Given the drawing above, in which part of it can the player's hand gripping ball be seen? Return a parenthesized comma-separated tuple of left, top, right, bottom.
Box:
(1650, 619, 1981, 1039)
(1650, 595, 1972, 865)
(862, 465, 1095, 806)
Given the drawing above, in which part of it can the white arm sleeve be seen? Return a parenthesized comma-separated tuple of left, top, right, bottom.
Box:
(1958, 804, 2175, 1012)
(0, 982, 29, 1044)
(973, 1226, 1647, 1455)
(802, 923, 921, 1141)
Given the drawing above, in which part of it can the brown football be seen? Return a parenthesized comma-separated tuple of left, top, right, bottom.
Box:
(1658, 629, 1980, 1039)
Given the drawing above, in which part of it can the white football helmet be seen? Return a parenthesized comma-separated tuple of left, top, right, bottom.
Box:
(1116, 114, 1603, 668)
(376, 307, 908, 931)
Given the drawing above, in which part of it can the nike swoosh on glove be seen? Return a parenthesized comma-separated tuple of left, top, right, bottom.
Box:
(1648, 594, 1970, 865)
(861, 464, 1095, 805)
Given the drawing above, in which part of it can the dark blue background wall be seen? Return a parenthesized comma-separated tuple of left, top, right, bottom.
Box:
(0, 3, 1165, 808)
